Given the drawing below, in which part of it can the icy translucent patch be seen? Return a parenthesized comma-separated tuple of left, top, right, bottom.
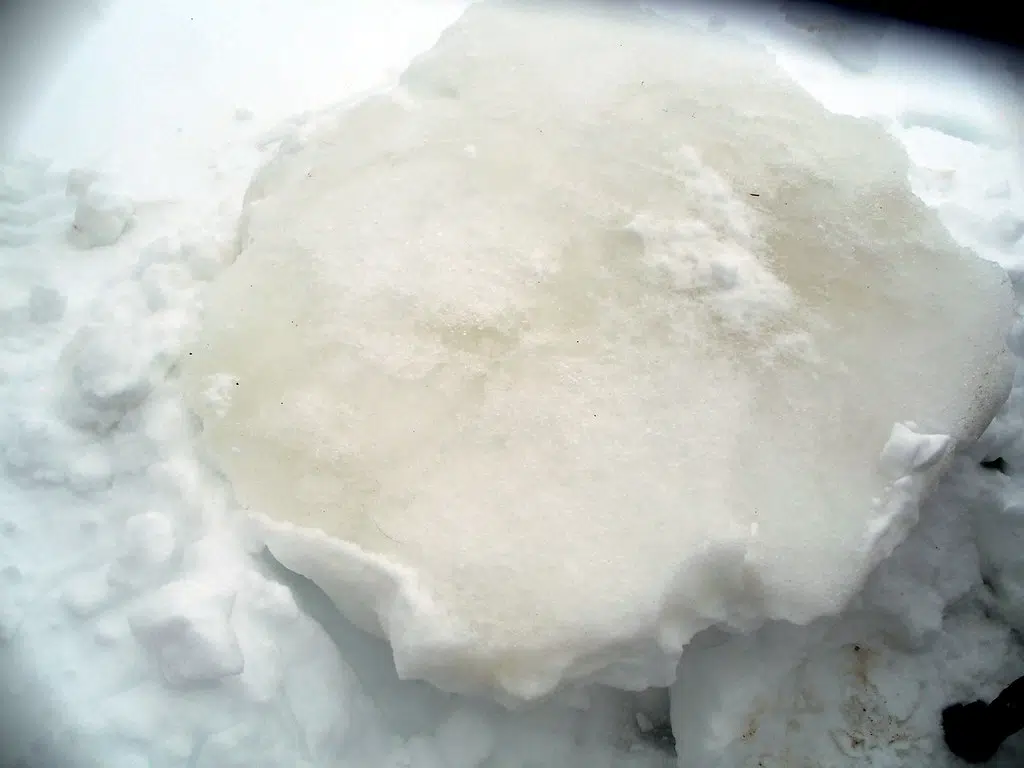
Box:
(181, 3, 1013, 702)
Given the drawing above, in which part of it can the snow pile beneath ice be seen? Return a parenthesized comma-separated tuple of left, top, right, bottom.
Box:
(182, 1, 1012, 703)
(2, 1, 1024, 767)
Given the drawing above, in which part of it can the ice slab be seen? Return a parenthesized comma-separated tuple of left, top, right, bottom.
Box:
(180, 2, 1014, 702)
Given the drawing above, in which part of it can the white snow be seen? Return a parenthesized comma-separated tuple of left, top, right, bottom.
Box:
(179, 2, 1013, 703)
(2, 1, 1024, 767)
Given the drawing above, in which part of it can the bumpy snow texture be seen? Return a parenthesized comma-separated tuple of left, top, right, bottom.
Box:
(182, 2, 1014, 703)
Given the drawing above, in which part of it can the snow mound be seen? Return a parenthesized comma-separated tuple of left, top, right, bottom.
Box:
(181, 2, 1014, 702)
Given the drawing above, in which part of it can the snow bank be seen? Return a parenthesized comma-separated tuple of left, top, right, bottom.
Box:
(181, 2, 1014, 703)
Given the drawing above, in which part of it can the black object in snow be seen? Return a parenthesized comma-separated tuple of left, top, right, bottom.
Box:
(942, 675, 1024, 763)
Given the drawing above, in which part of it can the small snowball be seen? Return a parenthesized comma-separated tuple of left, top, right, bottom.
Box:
(59, 293, 171, 431)
(129, 579, 244, 687)
(27, 285, 66, 324)
(69, 185, 134, 248)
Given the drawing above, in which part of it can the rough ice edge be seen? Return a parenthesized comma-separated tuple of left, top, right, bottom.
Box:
(863, 423, 956, 569)
(204, 5, 1020, 704)
(0, 8, 685, 768)
(247, 415, 995, 705)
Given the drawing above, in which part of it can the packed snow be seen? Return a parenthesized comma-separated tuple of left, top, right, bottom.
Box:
(181, 2, 1014, 704)
(2, 1, 1024, 767)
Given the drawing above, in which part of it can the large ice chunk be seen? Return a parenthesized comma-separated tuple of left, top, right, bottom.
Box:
(180, 2, 1014, 702)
